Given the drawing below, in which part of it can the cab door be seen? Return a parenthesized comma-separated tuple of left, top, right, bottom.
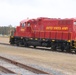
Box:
(25, 22, 34, 37)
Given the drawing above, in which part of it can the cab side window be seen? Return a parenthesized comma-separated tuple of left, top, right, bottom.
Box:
(27, 22, 30, 27)
(22, 23, 26, 27)
(74, 21, 76, 25)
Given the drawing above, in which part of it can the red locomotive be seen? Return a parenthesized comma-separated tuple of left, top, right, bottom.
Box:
(10, 17, 76, 53)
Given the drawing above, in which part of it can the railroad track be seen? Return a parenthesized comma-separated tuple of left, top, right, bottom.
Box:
(0, 65, 16, 74)
(0, 42, 76, 54)
(0, 55, 51, 75)
(0, 43, 10, 46)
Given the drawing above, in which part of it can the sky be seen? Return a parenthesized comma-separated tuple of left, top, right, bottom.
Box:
(0, 0, 76, 26)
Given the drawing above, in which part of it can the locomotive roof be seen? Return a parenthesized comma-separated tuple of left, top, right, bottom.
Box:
(20, 17, 76, 23)
(20, 19, 30, 23)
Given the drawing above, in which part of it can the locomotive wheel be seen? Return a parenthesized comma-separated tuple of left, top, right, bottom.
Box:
(24, 43, 27, 47)
(61, 44, 64, 52)
(75, 50, 76, 53)
(18, 41, 22, 46)
(10, 39, 14, 45)
(61, 46, 64, 52)
(51, 45, 56, 51)
(16, 41, 19, 46)
(34, 46, 36, 48)
(16, 43, 19, 46)
(10, 41, 14, 45)
(66, 49, 71, 53)
(51, 42, 57, 51)
(65, 42, 71, 53)
(24, 42, 28, 47)
(65, 46, 71, 53)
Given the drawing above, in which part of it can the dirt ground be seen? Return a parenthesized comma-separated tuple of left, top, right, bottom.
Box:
(0, 37, 76, 75)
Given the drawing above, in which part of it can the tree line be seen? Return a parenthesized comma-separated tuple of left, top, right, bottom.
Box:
(0, 25, 15, 36)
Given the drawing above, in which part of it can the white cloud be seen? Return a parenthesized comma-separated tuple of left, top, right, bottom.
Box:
(0, 0, 76, 26)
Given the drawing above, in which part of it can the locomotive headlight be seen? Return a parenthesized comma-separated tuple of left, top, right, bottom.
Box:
(43, 39, 45, 41)
(11, 36, 14, 38)
(21, 37, 23, 39)
(52, 40, 55, 42)
(35, 38, 38, 40)
(67, 40, 71, 42)
(30, 38, 33, 40)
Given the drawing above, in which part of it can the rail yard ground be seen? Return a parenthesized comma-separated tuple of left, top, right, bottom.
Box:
(0, 36, 76, 75)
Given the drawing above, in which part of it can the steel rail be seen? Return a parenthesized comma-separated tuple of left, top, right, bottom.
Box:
(0, 56, 51, 75)
(0, 65, 16, 74)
